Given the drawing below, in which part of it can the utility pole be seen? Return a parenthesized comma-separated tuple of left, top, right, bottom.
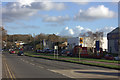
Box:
(6, 35, 7, 50)
(0, 27, 2, 53)
(54, 45, 58, 59)
(57, 47, 58, 59)
(13, 35, 14, 49)
(40, 37, 41, 50)
(54, 48, 55, 59)
(33, 33, 35, 51)
(78, 46, 82, 61)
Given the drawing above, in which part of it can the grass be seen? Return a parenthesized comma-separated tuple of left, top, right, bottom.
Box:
(24, 52, 120, 70)
(25, 52, 119, 64)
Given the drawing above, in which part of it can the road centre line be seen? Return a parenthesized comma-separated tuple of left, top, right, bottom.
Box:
(3, 59, 9, 78)
(4, 60, 16, 80)
(20, 57, 46, 69)
(3, 56, 16, 80)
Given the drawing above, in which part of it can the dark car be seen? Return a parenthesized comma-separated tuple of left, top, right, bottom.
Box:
(67, 53, 73, 57)
(60, 49, 71, 56)
(36, 50, 43, 53)
(44, 49, 54, 53)
(104, 54, 114, 60)
(17, 51, 24, 56)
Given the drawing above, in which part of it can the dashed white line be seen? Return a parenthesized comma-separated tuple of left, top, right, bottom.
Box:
(30, 63, 35, 65)
(38, 66, 44, 68)
(20, 58, 45, 69)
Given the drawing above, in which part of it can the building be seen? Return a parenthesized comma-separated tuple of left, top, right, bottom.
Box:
(107, 27, 119, 54)
(67, 37, 108, 51)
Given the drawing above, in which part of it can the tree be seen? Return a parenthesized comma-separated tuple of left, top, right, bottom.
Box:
(0, 27, 7, 41)
(0, 27, 7, 49)
(79, 31, 103, 48)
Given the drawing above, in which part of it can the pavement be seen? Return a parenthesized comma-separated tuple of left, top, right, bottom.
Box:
(2, 52, 120, 80)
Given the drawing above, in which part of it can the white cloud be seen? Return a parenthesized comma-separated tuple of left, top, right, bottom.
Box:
(74, 5, 116, 21)
(2, 3, 38, 22)
(59, 27, 74, 36)
(18, 0, 35, 6)
(2, 2, 66, 23)
(71, 0, 89, 5)
(59, 26, 115, 37)
(59, 26, 91, 37)
(42, 15, 70, 23)
(29, 2, 65, 11)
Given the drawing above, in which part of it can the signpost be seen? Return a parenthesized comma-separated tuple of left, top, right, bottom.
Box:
(78, 47, 82, 61)
(79, 37, 83, 61)
(80, 38, 83, 44)
(96, 41, 99, 51)
(96, 41, 100, 54)
(54, 46, 58, 59)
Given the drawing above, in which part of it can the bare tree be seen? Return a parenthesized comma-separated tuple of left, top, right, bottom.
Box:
(79, 31, 103, 48)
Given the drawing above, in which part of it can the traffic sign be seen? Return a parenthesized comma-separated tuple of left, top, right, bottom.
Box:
(80, 38, 83, 44)
(96, 41, 100, 51)
(54, 46, 58, 50)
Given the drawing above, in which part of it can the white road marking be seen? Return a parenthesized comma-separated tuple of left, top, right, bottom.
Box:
(19, 58, 47, 70)
(30, 63, 35, 65)
(38, 66, 44, 68)
(49, 69, 119, 78)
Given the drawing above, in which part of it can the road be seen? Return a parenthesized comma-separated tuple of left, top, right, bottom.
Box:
(2, 52, 120, 80)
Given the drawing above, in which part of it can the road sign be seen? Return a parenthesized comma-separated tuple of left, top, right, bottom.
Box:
(54, 46, 58, 50)
(54, 46, 58, 59)
(96, 41, 100, 51)
(16, 43, 20, 46)
(80, 38, 83, 44)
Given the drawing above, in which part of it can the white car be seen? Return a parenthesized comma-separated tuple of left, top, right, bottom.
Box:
(114, 56, 120, 61)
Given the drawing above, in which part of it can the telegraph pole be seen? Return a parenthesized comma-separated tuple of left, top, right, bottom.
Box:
(79, 47, 81, 61)
(6, 35, 7, 50)
(33, 33, 35, 51)
(13, 35, 14, 49)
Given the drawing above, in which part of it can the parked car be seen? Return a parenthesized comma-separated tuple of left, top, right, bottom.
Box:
(9, 50, 15, 54)
(67, 53, 73, 57)
(114, 56, 120, 61)
(104, 54, 114, 60)
(36, 50, 43, 53)
(61, 49, 71, 56)
(48, 49, 54, 54)
(17, 51, 24, 56)
(17, 48, 24, 56)
(44, 49, 54, 53)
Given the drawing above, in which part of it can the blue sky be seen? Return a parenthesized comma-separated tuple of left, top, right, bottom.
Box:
(2, 2, 118, 36)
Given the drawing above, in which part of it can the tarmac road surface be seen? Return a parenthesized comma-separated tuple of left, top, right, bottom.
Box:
(2, 52, 120, 80)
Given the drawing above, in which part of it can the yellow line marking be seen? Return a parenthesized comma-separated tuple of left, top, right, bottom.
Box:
(3, 57, 9, 78)
(3, 60, 9, 78)
(9, 66, 16, 79)
(3, 55, 16, 80)
(5, 61, 13, 80)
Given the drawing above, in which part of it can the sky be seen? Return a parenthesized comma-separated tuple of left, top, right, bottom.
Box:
(2, 1, 118, 37)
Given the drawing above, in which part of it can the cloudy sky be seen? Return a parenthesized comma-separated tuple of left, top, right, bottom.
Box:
(2, 1, 118, 37)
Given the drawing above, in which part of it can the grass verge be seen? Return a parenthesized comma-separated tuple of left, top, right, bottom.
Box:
(24, 52, 120, 70)
(25, 52, 119, 63)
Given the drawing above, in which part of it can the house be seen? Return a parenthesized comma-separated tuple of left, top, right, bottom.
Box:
(107, 27, 119, 54)
(67, 37, 108, 51)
